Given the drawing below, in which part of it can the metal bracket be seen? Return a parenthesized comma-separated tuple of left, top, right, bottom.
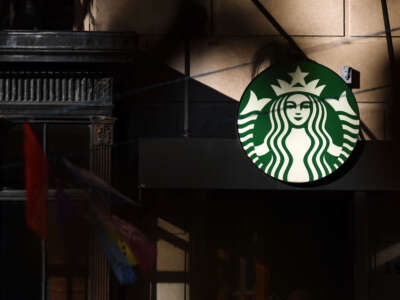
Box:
(341, 66, 353, 84)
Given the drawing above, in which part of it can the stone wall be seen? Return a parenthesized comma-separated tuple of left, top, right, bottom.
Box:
(86, 0, 400, 140)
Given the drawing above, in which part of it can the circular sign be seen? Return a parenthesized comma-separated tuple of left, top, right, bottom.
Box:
(237, 60, 360, 183)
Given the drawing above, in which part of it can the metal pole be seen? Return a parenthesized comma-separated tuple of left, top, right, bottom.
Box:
(250, 0, 306, 59)
(210, 0, 214, 36)
(381, 0, 395, 73)
(380, 0, 395, 139)
(42, 122, 47, 300)
(184, 38, 190, 137)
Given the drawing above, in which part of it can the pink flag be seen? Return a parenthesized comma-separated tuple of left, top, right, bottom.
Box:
(63, 158, 140, 207)
(24, 123, 48, 240)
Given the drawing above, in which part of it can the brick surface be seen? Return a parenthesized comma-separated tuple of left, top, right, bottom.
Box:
(93, 0, 187, 34)
(190, 37, 285, 100)
(358, 103, 385, 140)
(392, 37, 400, 61)
(350, 0, 400, 36)
(190, 37, 391, 102)
(299, 37, 392, 102)
(88, 0, 393, 140)
(215, 0, 344, 36)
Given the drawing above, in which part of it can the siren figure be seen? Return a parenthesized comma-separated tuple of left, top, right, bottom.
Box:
(253, 92, 341, 182)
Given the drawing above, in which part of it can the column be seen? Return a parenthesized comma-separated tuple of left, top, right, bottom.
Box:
(88, 116, 116, 300)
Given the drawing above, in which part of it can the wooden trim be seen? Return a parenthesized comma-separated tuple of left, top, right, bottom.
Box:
(156, 227, 190, 250)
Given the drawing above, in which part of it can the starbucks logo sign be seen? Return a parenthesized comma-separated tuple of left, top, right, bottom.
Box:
(237, 61, 360, 183)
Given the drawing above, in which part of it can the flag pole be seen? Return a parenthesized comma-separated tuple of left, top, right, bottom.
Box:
(42, 123, 47, 300)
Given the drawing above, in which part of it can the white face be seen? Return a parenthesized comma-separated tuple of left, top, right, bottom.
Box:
(285, 94, 311, 127)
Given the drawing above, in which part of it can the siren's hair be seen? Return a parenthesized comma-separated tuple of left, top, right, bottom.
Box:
(264, 94, 331, 181)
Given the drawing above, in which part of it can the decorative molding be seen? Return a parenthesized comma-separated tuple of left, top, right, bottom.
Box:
(91, 118, 116, 146)
(0, 72, 112, 104)
(0, 72, 113, 118)
(0, 31, 137, 63)
(0, 189, 86, 201)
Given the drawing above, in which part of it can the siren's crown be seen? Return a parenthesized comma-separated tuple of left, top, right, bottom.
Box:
(271, 66, 326, 97)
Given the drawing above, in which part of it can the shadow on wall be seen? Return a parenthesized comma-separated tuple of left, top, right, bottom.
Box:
(251, 39, 304, 78)
(110, 0, 296, 113)
(106, 2, 400, 300)
(389, 57, 400, 169)
(0, 0, 74, 29)
(102, 0, 297, 79)
(109, 0, 399, 184)
(110, 0, 300, 213)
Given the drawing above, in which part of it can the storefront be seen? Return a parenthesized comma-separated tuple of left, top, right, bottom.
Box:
(0, 31, 136, 300)
(1, 2, 400, 299)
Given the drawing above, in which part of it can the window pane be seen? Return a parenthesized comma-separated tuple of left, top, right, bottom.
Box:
(48, 277, 87, 300)
(157, 283, 189, 300)
(157, 240, 188, 272)
(158, 218, 189, 242)
(0, 123, 43, 189)
(71, 277, 86, 300)
(47, 200, 89, 267)
(49, 277, 67, 300)
(46, 124, 90, 188)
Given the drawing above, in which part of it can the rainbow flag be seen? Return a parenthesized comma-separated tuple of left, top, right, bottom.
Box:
(91, 204, 138, 267)
(90, 203, 155, 275)
(89, 216, 136, 285)
(111, 215, 156, 275)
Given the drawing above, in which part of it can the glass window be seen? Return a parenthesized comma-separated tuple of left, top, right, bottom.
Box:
(157, 240, 187, 272)
(0, 123, 43, 189)
(46, 124, 90, 189)
(155, 218, 190, 300)
(48, 276, 86, 300)
(47, 199, 89, 268)
(46, 190, 89, 299)
(157, 283, 189, 300)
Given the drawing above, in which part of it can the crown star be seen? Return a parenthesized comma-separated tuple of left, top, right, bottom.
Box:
(271, 66, 326, 97)
(289, 66, 308, 86)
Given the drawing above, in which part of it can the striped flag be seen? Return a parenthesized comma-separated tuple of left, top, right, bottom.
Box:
(111, 215, 156, 275)
(89, 216, 136, 285)
(24, 123, 48, 240)
(91, 203, 138, 267)
(104, 222, 139, 267)
(90, 202, 156, 275)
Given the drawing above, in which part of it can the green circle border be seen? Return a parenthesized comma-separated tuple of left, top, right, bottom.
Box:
(237, 59, 360, 184)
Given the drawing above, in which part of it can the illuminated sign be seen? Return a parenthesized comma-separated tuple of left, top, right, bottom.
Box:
(238, 61, 360, 183)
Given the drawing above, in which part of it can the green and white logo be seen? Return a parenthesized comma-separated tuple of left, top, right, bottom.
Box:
(238, 61, 360, 183)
